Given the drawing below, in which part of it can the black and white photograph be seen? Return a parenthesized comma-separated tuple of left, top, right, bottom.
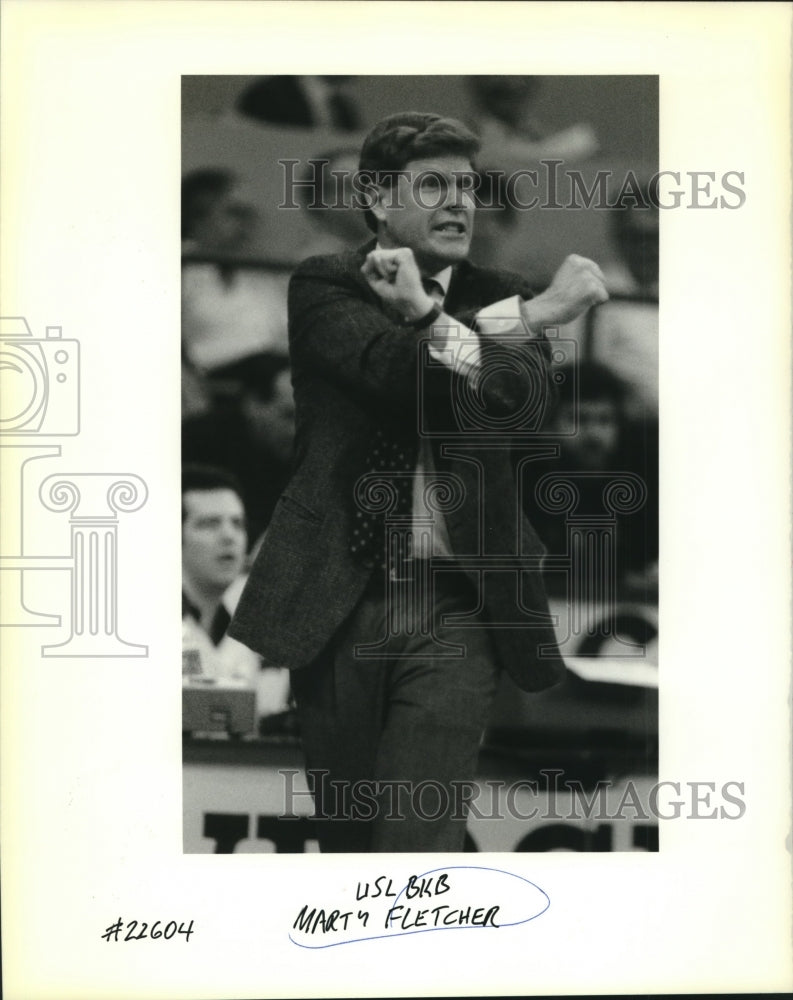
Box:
(180, 74, 661, 856)
(2, 2, 791, 998)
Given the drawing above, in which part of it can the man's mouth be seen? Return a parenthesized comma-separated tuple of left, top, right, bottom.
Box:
(433, 221, 467, 235)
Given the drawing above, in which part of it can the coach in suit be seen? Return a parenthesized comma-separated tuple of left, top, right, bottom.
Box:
(229, 111, 607, 852)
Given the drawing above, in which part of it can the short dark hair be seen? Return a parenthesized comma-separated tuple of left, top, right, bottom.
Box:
(181, 463, 245, 522)
(181, 168, 236, 240)
(357, 111, 480, 232)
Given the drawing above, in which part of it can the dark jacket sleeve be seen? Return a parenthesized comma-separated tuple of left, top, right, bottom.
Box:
(288, 254, 433, 416)
(288, 254, 554, 423)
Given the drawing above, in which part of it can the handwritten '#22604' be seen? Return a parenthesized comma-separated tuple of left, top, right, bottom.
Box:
(101, 918, 195, 942)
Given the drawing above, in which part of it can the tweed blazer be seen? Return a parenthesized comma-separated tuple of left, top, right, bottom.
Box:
(229, 243, 565, 692)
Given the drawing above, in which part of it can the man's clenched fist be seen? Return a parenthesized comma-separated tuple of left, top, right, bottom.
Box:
(523, 254, 609, 331)
(361, 247, 434, 323)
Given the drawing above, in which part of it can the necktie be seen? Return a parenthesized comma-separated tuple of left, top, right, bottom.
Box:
(351, 427, 416, 571)
(349, 277, 445, 572)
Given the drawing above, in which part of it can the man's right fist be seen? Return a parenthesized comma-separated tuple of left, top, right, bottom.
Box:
(361, 247, 434, 322)
(523, 253, 609, 331)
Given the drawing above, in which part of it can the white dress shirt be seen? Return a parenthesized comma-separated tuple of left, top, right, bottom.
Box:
(408, 263, 531, 558)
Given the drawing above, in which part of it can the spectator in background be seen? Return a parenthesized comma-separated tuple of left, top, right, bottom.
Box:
(181, 168, 290, 372)
(588, 180, 660, 421)
(295, 148, 372, 259)
(603, 186, 660, 298)
(522, 361, 658, 600)
(469, 75, 599, 165)
(181, 168, 258, 259)
(181, 353, 296, 546)
(467, 76, 599, 273)
(182, 463, 291, 715)
(236, 75, 361, 131)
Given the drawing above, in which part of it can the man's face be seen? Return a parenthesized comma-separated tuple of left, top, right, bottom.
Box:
(373, 155, 476, 273)
(182, 489, 246, 593)
(195, 184, 257, 254)
(555, 399, 621, 470)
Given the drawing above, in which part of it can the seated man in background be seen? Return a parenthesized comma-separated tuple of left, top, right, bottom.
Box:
(181, 168, 258, 262)
(181, 353, 296, 545)
(466, 75, 599, 276)
(182, 463, 291, 721)
(522, 361, 658, 601)
(469, 75, 599, 164)
(603, 183, 660, 298)
(591, 187, 660, 420)
(181, 168, 290, 372)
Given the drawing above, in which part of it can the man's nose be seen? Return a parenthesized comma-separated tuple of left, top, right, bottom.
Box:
(445, 186, 470, 210)
(434, 179, 465, 211)
(220, 520, 241, 541)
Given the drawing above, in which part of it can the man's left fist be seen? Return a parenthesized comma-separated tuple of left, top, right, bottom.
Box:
(523, 254, 609, 331)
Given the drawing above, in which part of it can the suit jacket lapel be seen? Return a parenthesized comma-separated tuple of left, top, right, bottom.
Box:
(444, 260, 481, 326)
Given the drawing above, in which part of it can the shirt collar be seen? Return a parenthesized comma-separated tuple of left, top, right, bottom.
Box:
(429, 265, 453, 296)
(182, 590, 232, 647)
(182, 590, 200, 622)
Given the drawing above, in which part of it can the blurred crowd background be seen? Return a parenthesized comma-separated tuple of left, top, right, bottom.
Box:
(181, 75, 659, 729)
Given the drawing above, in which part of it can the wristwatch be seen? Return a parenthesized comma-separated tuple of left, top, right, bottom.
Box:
(404, 302, 443, 329)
